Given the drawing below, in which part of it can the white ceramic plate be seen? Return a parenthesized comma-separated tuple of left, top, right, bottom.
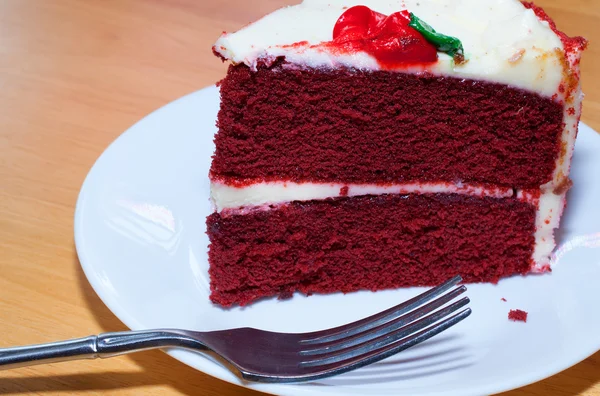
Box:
(75, 86, 600, 396)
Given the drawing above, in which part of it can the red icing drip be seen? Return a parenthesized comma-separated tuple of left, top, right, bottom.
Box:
(325, 6, 437, 68)
(281, 40, 311, 49)
(521, 2, 587, 56)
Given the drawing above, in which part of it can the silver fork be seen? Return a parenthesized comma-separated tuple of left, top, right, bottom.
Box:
(0, 276, 470, 383)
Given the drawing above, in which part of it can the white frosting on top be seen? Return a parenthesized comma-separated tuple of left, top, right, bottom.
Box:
(214, 0, 565, 95)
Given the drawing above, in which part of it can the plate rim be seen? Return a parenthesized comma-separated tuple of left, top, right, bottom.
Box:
(74, 85, 600, 396)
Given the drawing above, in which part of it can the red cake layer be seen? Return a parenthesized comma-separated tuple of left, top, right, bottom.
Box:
(211, 62, 563, 189)
(207, 193, 536, 306)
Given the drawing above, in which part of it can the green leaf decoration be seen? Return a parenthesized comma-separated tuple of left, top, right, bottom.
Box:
(409, 13, 465, 63)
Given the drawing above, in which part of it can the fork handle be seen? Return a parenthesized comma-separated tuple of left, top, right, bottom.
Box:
(0, 330, 209, 370)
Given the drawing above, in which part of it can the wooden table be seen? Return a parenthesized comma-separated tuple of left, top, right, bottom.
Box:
(1, 0, 598, 395)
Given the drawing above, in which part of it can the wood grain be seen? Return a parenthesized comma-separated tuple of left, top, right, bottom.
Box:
(0, 0, 598, 395)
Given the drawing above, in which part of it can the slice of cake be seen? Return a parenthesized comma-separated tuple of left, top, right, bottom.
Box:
(207, 0, 587, 307)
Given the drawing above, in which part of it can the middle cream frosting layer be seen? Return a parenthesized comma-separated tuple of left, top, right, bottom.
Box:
(210, 181, 514, 212)
(214, 0, 565, 96)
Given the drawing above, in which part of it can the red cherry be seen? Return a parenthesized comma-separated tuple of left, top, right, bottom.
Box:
(329, 6, 438, 68)
(333, 5, 386, 41)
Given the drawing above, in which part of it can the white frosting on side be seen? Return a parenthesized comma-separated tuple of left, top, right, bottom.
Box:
(549, 84, 584, 188)
(210, 181, 513, 212)
(518, 190, 565, 271)
(214, 0, 565, 96)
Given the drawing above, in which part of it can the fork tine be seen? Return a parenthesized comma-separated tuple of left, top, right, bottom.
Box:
(300, 308, 472, 379)
(299, 297, 469, 367)
(300, 285, 466, 356)
(300, 275, 463, 345)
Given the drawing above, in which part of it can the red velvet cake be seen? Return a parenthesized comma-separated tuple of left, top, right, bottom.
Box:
(207, 0, 587, 306)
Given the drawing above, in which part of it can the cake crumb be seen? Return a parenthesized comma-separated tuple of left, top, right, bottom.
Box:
(508, 48, 526, 63)
(453, 52, 466, 65)
(501, 298, 507, 302)
(339, 186, 349, 196)
(278, 291, 294, 300)
(508, 309, 528, 322)
(553, 177, 573, 194)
